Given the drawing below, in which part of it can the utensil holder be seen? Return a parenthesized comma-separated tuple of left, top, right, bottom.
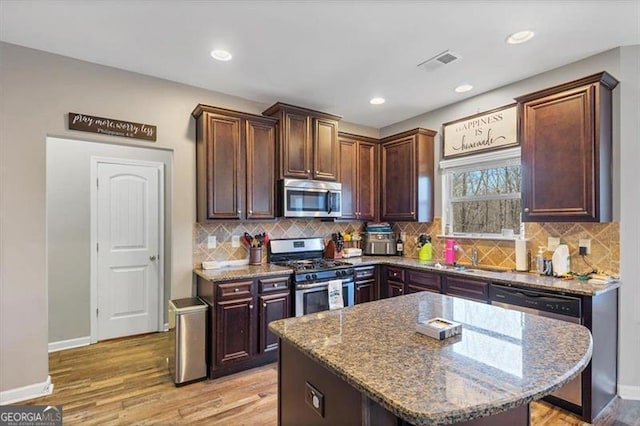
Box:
(249, 247, 262, 265)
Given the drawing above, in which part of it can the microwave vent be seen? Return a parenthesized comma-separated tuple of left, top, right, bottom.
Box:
(418, 50, 461, 72)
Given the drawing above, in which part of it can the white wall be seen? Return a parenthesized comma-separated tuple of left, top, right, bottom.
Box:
(46, 138, 173, 342)
(381, 46, 640, 397)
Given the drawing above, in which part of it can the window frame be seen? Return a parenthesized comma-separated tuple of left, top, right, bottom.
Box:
(440, 147, 522, 239)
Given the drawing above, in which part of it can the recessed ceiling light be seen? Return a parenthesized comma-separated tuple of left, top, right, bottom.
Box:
(454, 84, 473, 93)
(210, 49, 232, 61)
(370, 97, 386, 105)
(507, 30, 535, 45)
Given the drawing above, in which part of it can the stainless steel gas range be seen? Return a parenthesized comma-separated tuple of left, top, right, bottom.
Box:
(268, 237, 355, 317)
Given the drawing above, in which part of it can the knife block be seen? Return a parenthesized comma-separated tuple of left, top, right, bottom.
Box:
(324, 240, 342, 259)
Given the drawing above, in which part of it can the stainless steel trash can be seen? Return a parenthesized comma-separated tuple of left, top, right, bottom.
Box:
(168, 297, 208, 386)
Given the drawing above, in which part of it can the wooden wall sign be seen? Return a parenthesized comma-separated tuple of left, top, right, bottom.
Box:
(68, 112, 157, 141)
(442, 104, 517, 159)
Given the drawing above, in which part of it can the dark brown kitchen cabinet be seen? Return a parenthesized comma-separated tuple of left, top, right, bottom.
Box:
(215, 296, 254, 365)
(197, 273, 291, 378)
(192, 105, 277, 221)
(354, 266, 378, 304)
(443, 275, 490, 303)
(516, 72, 618, 222)
(406, 269, 441, 294)
(384, 266, 405, 298)
(339, 133, 378, 220)
(380, 128, 436, 222)
(258, 292, 290, 353)
(263, 102, 341, 181)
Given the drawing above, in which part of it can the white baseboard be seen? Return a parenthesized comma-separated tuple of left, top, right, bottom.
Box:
(163, 323, 169, 332)
(48, 336, 91, 353)
(618, 384, 640, 400)
(0, 375, 53, 405)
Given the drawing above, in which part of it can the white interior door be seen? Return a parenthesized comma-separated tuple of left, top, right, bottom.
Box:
(97, 162, 160, 340)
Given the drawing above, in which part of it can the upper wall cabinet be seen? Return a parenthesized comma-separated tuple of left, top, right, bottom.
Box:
(338, 132, 378, 221)
(263, 103, 341, 181)
(380, 128, 436, 222)
(516, 72, 618, 222)
(192, 105, 278, 221)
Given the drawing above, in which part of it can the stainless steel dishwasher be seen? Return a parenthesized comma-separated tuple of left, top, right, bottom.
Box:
(490, 284, 583, 408)
(168, 297, 208, 386)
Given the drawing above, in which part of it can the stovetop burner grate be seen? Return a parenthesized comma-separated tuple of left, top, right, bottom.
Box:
(274, 258, 353, 272)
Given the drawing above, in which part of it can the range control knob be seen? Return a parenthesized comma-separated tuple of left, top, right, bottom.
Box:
(312, 273, 317, 280)
(306, 274, 311, 280)
(335, 271, 341, 277)
(341, 270, 347, 276)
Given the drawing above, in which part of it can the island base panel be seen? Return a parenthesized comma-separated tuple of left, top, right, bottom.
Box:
(278, 340, 530, 426)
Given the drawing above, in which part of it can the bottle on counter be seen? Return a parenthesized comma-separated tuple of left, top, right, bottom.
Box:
(535, 247, 545, 274)
(396, 235, 404, 256)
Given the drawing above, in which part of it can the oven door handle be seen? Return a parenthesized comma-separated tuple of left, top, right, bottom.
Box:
(297, 281, 332, 290)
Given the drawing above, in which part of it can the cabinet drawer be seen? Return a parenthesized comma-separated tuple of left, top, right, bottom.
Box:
(217, 280, 254, 300)
(444, 276, 489, 302)
(354, 266, 375, 281)
(258, 276, 290, 293)
(386, 267, 405, 283)
(407, 270, 441, 293)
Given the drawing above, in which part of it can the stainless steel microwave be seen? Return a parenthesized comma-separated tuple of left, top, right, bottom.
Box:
(278, 179, 341, 218)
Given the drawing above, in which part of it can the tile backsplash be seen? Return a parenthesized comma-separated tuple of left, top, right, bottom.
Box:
(194, 218, 619, 275)
(393, 219, 619, 275)
(193, 219, 365, 266)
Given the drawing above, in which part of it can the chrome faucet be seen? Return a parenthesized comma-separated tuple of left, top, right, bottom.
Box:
(454, 245, 478, 267)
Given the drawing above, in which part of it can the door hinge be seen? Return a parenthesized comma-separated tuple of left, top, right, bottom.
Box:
(96, 308, 99, 317)
(96, 242, 99, 252)
(96, 178, 99, 189)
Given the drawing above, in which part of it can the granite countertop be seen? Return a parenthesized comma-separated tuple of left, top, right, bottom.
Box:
(194, 256, 619, 296)
(269, 292, 593, 425)
(193, 263, 293, 281)
(344, 256, 620, 296)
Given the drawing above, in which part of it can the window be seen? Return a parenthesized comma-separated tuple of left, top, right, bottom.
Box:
(441, 148, 521, 238)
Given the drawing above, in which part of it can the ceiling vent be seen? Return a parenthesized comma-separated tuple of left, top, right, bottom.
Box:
(418, 50, 461, 72)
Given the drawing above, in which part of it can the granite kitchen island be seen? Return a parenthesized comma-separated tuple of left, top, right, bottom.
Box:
(269, 292, 592, 425)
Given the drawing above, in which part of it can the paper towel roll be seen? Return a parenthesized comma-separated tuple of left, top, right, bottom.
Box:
(515, 240, 528, 271)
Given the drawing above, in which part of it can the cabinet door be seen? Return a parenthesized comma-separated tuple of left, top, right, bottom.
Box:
(355, 280, 375, 304)
(313, 118, 339, 181)
(406, 270, 441, 294)
(282, 111, 311, 179)
(246, 119, 276, 219)
(521, 86, 596, 221)
(444, 276, 489, 303)
(381, 136, 416, 221)
(338, 137, 358, 219)
(357, 141, 377, 221)
(386, 281, 404, 298)
(258, 292, 290, 353)
(202, 114, 241, 220)
(215, 297, 255, 365)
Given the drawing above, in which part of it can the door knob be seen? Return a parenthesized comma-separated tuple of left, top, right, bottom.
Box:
(149, 255, 157, 261)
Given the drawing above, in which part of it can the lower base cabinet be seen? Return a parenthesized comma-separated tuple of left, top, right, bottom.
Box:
(354, 266, 378, 304)
(197, 273, 291, 378)
(443, 276, 490, 303)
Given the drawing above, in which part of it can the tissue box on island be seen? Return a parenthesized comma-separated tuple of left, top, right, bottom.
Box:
(416, 317, 462, 340)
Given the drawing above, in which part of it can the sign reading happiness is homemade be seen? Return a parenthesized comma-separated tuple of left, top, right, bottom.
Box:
(68, 112, 157, 141)
(442, 104, 517, 159)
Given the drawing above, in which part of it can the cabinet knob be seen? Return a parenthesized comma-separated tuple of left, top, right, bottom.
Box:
(249, 304, 254, 309)
(249, 210, 253, 214)
(399, 289, 403, 293)
(237, 210, 241, 214)
(524, 207, 530, 213)
(263, 303, 267, 308)
(411, 211, 415, 215)
(274, 283, 279, 288)
(234, 288, 239, 293)
(306, 169, 310, 174)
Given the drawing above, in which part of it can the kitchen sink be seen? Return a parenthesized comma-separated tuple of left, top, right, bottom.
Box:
(427, 263, 509, 273)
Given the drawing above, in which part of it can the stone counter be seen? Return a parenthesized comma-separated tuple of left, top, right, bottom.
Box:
(193, 263, 292, 281)
(344, 256, 620, 296)
(269, 291, 593, 425)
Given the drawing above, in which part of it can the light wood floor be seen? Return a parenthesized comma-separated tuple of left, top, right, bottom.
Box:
(27, 332, 639, 425)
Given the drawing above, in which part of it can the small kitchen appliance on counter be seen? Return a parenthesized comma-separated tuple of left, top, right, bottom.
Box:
(268, 237, 355, 317)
